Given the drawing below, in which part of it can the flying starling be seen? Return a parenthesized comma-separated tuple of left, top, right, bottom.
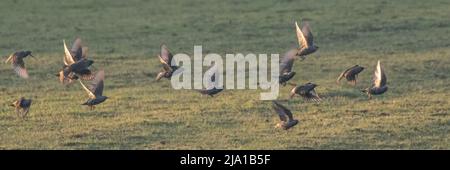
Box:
(290, 82, 321, 102)
(5, 51, 35, 79)
(295, 21, 318, 60)
(272, 101, 299, 130)
(58, 38, 94, 85)
(79, 70, 108, 110)
(156, 44, 179, 81)
(362, 60, 388, 99)
(279, 49, 297, 86)
(10, 97, 32, 119)
(337, 65, 365, 85)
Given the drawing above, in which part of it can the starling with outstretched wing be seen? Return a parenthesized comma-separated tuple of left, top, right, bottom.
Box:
(5, 51, 34, 79)
(156, 44, 179, 81)
(295, 21, 318, 60)
(290, 82, 321, 102)
(79, 70, 108, 110)
(337, 65, 365, 85)
(362, 60, 388, 99)
(272, 101, 299, 130)
(58, 38, 94, 84)
(279, 49, 297, 86)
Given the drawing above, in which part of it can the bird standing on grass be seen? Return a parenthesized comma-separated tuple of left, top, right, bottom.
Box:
(79, 70, 108, 110)
(362, 60, 388, 99)
(5, 50, 35, 79)
(272, 101, 298, 130)
(337, 65, 365, 85)
(197, 66, 223, 97)
(290, 82, 321, 102)
(10, 97, 32, 119)
(295, 21, 318, 60)
(156, 44, 179, 81)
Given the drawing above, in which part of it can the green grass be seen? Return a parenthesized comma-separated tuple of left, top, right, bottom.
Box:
(0, 0, 449, 149)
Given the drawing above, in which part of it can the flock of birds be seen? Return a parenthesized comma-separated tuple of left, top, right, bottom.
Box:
(4, 21, 388, 131)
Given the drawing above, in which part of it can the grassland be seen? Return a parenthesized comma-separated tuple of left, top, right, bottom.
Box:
(0, 0, 449, 149)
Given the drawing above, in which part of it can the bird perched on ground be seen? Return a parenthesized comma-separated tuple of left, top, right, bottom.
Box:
(5, 51, 35, 79)
(79, 70, 108, 110)
(279, 49, 297, 86)
(57, 38, 94, 85)
(290, 82, 321, 102)
(156, 44, 179, 81)
(295, 21, 318, 60)
(362, 60, 388, 99)
(337, 65, 365, 85)
(272, 101, 298, 130)
(197, 66, 223, 97)
(10, 97, 32, 119)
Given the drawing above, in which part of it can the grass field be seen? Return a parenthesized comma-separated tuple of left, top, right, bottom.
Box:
(0, 0, 449, 149)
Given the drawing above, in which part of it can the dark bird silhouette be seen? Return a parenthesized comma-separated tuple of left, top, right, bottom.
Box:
(197, 88, 223, 97)
(295, 21, 318, 60)
(156, 44, 179, 81)
(272, 101, 298, 130)
(290, 82, 321, 102)
(5, 51, 35, 79)
(337, 65, 365, 85)
(58, 38, 94, 85)
(362, 60, 388, 99)
(197, 66, 223, 97)
(10, 97, 32, 119)
(79, 70, 108, 110)
(279, 49, 297, 86)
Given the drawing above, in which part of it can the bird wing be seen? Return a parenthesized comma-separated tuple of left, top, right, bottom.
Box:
(9, 54, 29, 79)
(71, 38, 83, 61)
(81, 47, 89, 59)
(5, 53, 15, 64)
(79, 80, 96, 99)
(309, 89, 321, 101)
(279, 49, 297, 73)
(158, 55, 173, 72)
(373, 60, 387, 88)
(295, 21, 309, 49)
(159, 44, 173, 65)
(272, 101, 294, 122)
(63, 40, 75, 65)
(90, 70, 105, 97)
(337, 66, 355, 83)
(301, 21, 314, 47)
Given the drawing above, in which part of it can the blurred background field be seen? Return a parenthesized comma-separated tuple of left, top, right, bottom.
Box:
(0, 0, 449, 149)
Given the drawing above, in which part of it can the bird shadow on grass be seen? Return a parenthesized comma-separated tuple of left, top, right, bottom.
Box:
(321, 89, 364, 100)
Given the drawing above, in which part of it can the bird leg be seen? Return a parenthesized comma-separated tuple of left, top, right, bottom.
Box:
(90, 105, 95, 110)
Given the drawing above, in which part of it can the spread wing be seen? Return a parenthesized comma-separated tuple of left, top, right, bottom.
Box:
(8, 53, 29, 78)
(373, 60, 387, 87)
(337, 66, 355, 83)
(272, 101, 294, 122)
(280, 49, 298, 73)
(301, 21, 314, 47)
(91, 70, 105, 97)
(79, 80, 96, 99)
(295, 21, 309, 49)
(63, 40, 75, 65)
(71, 38, 83, 61)
(81, 47, 88, 59)
(159, 44, 173, 65)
